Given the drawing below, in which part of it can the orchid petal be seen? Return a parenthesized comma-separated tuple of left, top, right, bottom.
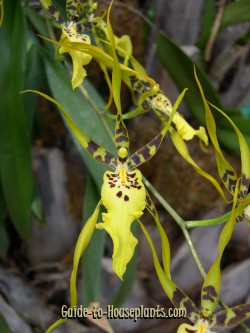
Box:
(97, 169, 146, 279)
(59, 26, 92, 89)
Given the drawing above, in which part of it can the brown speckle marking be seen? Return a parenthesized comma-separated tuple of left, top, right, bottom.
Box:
(202, 286, 217, 303)
(116, 191, 122, 198)
(124, 195, 129, 201)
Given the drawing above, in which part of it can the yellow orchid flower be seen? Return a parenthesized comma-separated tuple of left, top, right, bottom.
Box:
(59, 23, 92, 89)
(40, 0, 94, 89)
(25, 86, 182, 333)
(26, 85, 183, 281)
(128, 76, 209, 145)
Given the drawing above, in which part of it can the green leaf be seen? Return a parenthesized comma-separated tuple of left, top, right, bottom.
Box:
(41, 48, 115, 190)
(218, 112, 250, 136)
(157, 32, 250, 140)
(0, 315, 11, 333)
(82, 175, 106, 307)
(0, 0, 34, 238)
(0, 224, 10, 254)
(24, 34, 46, 134)
(197, 0, 216, 51)
(217, 128, 250, 155)
(0, 183, 7, 224)
(220, 0, 250, 31)
(23, 6, 49, 37)
(156, 32, 222, 125)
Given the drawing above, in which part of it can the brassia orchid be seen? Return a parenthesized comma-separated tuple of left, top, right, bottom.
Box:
(40, 0, 97, 89)
(26, 84, 183, 281)
(27, 87, 183, 333)
(25, 3, 191, 332)
(40, 0, 134, 91)
(119, 71, 239, 204)
(30, 2, 249, 333)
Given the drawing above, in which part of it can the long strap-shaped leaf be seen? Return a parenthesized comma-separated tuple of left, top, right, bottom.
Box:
(201, 179, 240, 314)
(24, 90, 117, 168)
(138, 220, 199, 324)
(0, 0, 34, 238)
(128, 89, 186, 168)
(195, 68, 237, 196)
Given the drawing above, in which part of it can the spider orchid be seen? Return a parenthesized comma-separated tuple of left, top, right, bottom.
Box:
(140, 178, 250, 333)
(121, 72, 238, 203)
(40, 0, 99, 89)
(26, 66, 185, 333)
(40, 0, 134, 91)
(26, 87, 183, 280)
(195, 69, 250, 224)
(25, 0, 186, 304)
(128, 74, 209, 145)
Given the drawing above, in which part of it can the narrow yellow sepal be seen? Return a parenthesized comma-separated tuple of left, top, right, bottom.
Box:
(59, 25, 92, 89)
(97, 169, 146, 279)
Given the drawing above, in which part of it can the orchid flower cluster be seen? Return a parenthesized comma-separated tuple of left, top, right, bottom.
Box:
(33, 1, 250, 333)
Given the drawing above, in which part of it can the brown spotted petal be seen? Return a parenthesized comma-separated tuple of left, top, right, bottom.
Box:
(212, 303, 250, 328)
(96, 169, 146, 279)
(59, 25, 92, 89)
